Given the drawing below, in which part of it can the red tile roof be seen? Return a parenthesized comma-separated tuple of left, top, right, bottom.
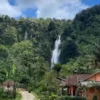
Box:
(83, 72, 100, 81)
(64, 74, 90, 86)
(3, 80, 14, 86)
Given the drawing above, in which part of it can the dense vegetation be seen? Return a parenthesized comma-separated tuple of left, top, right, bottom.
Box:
(0, 4, 100, 100)
(60, 5, 100, 75)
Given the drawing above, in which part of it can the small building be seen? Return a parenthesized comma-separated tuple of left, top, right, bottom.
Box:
(62, 72, 100, 100)
(61, 74, 90, 96)
(80, 72, 100, 100)
(2, 80, 15, 92)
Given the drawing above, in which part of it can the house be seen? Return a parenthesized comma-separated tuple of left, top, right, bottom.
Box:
(61, 74, 90, 96)
(62, 72, 100, 100)
(2, 80, 15, 92)
(80, 72, 100, 100)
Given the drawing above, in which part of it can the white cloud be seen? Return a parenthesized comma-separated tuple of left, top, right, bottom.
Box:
(0, 0, 89, 19)
(36, 0, 89, 19)
(16, 0, 89, 19)
(0, 0, 22, 17)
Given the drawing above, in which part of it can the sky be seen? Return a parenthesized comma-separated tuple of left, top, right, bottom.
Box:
(1, 0, 100, 19)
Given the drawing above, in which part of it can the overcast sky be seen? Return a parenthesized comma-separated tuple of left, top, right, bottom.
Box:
(0, 0, 100, 19)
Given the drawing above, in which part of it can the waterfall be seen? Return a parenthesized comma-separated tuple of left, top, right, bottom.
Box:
(24, 31, 28, 40)
(51, 35, 61, 68)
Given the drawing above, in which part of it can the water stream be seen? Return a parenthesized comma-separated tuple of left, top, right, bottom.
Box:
(24, 31, 28, 40)
(51, 35, 61, 68)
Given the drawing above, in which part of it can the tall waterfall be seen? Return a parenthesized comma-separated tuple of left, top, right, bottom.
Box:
(51, 35, 61, 68)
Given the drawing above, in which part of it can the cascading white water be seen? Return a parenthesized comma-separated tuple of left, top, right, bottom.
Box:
(24, 31, 28, 40)
(51, 35, 61, 68)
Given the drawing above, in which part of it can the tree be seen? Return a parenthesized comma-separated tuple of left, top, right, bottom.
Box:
(41, 71, 60, 99)
(0, 45, 9, 60)
(1, 26, 17, 45)
(53, 63, 62, 78)
(12, 40, 35, 66)
(60, 38, 79, 64)
(92, 44, 100, 68)
(48, 21, 56, 31)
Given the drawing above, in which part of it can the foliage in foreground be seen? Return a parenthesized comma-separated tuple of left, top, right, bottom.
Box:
(40, 95, 86, 100)
(61, 96, 86, 100)
(0, 93, 21, 100)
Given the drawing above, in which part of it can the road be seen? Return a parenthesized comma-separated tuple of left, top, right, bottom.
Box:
(21, 91, 35, 100)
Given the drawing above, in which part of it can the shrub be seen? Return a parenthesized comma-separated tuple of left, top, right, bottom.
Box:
(60, 96, 86, 100)
(93, 95, 97, 100)
(1, 92, 14, 98)
(49, 94, 60, 100)
(0, 86, 3, 93)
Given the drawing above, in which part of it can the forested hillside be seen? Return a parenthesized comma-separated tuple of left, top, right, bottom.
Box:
(0, 4, 100, 100)
(60, 5, 100, 75)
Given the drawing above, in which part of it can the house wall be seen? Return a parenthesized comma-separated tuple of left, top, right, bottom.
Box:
(83, 87, 100, 100)
(82, 73, 100, 100)
(88, 73, 100, 81)
(81, 73, 100, 100)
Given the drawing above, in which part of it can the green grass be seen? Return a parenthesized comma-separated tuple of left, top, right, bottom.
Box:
(15, 93, 22, 100)
(32, 92, 39, 100)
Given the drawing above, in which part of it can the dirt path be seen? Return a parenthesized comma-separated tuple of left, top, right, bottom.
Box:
(21, 91, 35, 100)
